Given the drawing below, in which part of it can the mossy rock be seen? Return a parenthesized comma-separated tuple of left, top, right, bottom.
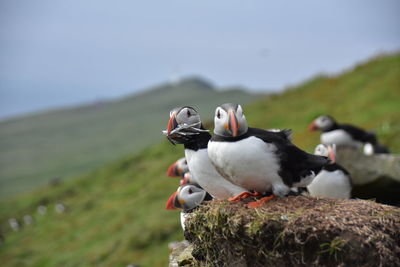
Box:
(184, 196, 400, 267)
(169, 241, 197, 267)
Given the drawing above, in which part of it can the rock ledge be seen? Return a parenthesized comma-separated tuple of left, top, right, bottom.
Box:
(182, 196, 400, 267)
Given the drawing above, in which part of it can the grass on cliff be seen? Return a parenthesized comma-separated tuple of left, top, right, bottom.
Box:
(0, 52, 399, 266)
(185, 197, 400, 266)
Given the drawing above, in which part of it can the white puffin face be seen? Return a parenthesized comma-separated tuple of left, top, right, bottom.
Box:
(214, 103, 248, 137)
(171, 107, 201, 127)
(314, 144, 336, 162)
(314, 144, 329, 157)
(176, 158, 189, 176)
(177, 184, 206, 211)
(314, 115, 335, 131)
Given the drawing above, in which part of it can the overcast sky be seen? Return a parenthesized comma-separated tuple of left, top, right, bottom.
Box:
(0, 0, 399, 119)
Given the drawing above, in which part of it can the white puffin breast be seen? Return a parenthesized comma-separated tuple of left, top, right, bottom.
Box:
(184, 148, 247, 199)
(180, 212, 188, 231)
(307, 169, 351, 199)
(320, 130, 362, 147)
(208, 136, 288, 195)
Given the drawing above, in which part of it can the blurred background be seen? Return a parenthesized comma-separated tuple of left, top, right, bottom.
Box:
(0, 0, 399, 266)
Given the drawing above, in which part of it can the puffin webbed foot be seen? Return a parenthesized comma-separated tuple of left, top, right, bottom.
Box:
(247, 195, 275, 208)
(228, 191, 262, 202)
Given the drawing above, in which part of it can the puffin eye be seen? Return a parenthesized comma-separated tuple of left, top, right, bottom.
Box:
(187, 109, 191, 117)
(188, 188, 193, 194)
(217, 110, 221, 119)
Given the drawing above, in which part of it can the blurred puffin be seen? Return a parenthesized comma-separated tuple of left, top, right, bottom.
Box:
(164, 106, 255, 200)
(166, 157, 189, 178)
(307, 144, 353, 199)
(166, 157, 197, 185)
(207, 103, 330, 207)
(166, 184, 212, 230)
(308, 115, 374, 147)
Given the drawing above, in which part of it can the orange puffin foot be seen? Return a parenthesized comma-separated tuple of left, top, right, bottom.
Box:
(228, 191, 262, 202)
(247, 195, 275, 208)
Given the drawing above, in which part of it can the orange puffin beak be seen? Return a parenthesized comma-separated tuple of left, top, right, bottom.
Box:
(166, 162, 179, 177)
(165, 191, 179, 210)
(180, 173, 191, 185)
(167, 113, 178, 136)
(308, 121, 318, 131)
(327, 145, 336, 163)
(228, 110, 239, 137)
(180, 177, 188, 185)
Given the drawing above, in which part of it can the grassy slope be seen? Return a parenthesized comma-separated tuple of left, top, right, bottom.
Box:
(0, 78, 259, 198)
(0, 53, 399, 267)
(248, 53, 400, 152)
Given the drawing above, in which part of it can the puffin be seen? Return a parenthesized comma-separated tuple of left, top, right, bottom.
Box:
(166, 157, 189, 178)
(207, 103, 330, 207)
(308, 115, 378, 148)
(307, 144, 353, 199)
(166, 157, 196, 185)
(165, 184, 213, 230)
(164, 106, 256, 200)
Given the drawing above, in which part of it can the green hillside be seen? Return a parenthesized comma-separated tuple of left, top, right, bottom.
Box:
(0, 78, 260, 198)
(0, 53, 399, 267)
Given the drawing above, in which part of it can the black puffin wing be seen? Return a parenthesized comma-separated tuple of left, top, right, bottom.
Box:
(340, 124, 376, 143)
(279, 144, 329, 184)
(248, 127, 292, 144)
(276, 129, 293, 141)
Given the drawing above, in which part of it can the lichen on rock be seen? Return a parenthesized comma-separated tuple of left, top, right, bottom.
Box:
(183, 196, 400, 267)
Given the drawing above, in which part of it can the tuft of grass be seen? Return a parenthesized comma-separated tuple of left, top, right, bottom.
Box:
(319, 238, 346, 260)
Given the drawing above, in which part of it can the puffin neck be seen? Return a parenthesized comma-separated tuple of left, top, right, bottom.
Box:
(322, 122, 339, 132)
(211, 132, 249, 142)
(183, 129, 211, 151)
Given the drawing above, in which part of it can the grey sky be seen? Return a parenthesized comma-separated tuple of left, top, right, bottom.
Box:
(0, 0, 399, 119)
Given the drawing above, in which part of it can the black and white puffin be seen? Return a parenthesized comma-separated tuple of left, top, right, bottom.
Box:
(166, 157, 189, 178)
(166, 157, 196, 185)
(164, 106, 255, 200)
(207, 103, 330, 207)
(165, 184, 212, 230)
(308, 115, 378, 148)
(307, 144, 353, 199)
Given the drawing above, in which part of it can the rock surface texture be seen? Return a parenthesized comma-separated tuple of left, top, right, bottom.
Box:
(336, 147, 400, 205)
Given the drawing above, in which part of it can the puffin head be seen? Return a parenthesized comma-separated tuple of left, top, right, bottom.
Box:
(308, 115, 336, 132)
(314, 144, 336, 163)
(165, 184, 207, 211)
(180, 172, 192, 185)
(166, 157, 189, 177)
(213, 103, 248, 137)
(167, 106, 201, 136)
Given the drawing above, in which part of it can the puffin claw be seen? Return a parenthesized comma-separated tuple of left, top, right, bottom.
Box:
(228, 191, 262, 202)
(247, 195, 275, 208)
